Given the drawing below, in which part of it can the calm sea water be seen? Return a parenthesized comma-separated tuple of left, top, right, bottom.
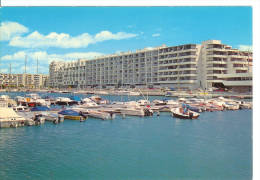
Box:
(0, 92, 252, 180)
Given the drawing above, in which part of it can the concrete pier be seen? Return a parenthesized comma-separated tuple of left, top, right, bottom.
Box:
(0, 119, 35, 128)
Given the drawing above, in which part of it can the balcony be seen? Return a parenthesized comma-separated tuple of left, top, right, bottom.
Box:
(207, 61, 227, 65)
(223, 80, 252, 86)
(207, 67, 227, 71)
(231, 61, 249, 64)
(207, 54, 227, 58)
(159, 80, 196, 84)
(233, 67, 248, 71)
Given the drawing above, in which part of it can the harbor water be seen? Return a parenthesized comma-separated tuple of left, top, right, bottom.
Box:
(0, 92, 252, 180)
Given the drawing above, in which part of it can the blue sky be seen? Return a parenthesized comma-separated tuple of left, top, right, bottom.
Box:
(0, 6, 252, 74)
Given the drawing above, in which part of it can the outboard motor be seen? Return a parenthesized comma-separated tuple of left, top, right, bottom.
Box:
(34, 114, 44, 125)
(189, 112, 193, 119)
(144, 108, 153, 116)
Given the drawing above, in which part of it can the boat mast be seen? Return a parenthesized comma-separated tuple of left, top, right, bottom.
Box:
(24, 55, 27, 89)
(24, 55, 27, 74)
(9, 63, 11, 89)
(37, 58, 39, 74)
(35, 58, 38, 89)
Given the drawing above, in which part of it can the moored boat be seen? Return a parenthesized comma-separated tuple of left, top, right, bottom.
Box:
(58, 109, 87, 120)
(171, 107, 200, 119)
(41, 112, 64, 123)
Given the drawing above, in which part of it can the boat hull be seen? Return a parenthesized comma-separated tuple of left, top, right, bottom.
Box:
(64, 115, 86, 120)
(172, 112, 199, 119)
(171, 108, 200, 120)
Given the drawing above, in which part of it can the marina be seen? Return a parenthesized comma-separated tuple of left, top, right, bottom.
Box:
(0, 92, 252, 179)
(0, 91, 252, 128)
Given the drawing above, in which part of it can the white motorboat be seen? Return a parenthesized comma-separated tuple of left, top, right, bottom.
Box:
(41, 112, 64, 123)
(171, 107, 200, 119)
(71, 107, 114, 120)
(0, 107, 34, 128)
(13, 105, 29, 112)
(128, 91, 140, 96)
(55, 97, 73, 106)
(137, 99, 150, 106)
(120, 105, 153, 117)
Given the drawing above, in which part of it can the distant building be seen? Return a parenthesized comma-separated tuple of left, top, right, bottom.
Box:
(0, 73, 49, 88)
(49, 40, 252, 92)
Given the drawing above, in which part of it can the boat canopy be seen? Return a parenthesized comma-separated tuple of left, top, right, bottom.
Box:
(70, 96, 81, 101)
(58, 109, 80, 116)
(31, 106, 50, 111)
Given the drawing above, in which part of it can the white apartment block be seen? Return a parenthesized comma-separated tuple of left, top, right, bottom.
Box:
(0, 73, 49, 88)
(49, 40, 252, 92)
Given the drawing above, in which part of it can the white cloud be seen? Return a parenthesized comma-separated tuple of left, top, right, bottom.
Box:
(9, 30, 138, 48)
(63, 52, 103, 60)
(152, 33, 160, 37)
(0, 68, 9, 73)
(0, 51, 103, 73)
(1, 51, 104, 74)
(144, 47, 155, 50)
(0, 21, 28, 41)
(238, 45, 252, 52)
(1, 51, 103, 62)
(1, 51, 26, 61)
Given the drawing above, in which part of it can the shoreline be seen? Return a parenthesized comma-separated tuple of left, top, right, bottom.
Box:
(0, 88, 253, 99)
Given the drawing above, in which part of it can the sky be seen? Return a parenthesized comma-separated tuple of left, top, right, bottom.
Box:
(0, 6, 252, 74)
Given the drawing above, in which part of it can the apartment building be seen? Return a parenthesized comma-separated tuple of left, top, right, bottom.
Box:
(0, 73, 49, 88)
(198, 40, 252, 91)
(49, 40, 252, 91)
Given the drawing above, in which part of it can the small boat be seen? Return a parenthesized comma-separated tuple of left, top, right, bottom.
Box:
(120, 105, 153, 117)
(16, 94, 50, 107)
(58, 109, 87, 120)
(86, 109, 115, 120)
(128, 91, 140, 96)
(69, 96, 81, 104)
(16, 111, 45, 125)
(41, 112, 64, 123)
(90, 95, 102, 102)
(152, 100, 167, 106)
(96, 91, 109, 95)
(188, 106, 202, 113)
(0, 95, 17, 107)
(78, 102, 99, 108)
(239, 101, 252, 109)
(223, 102, 240, 110)
(55, 97, 75, 106)
(165, 100, 179, 106)
(171, 107, 200, 119)
(13, 105, 29, 112)
(137, 99, 150, 106)
(0, 107, 27, 128)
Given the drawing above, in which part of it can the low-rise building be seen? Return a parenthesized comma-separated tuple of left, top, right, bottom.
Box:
(0, 73, 49, 88)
